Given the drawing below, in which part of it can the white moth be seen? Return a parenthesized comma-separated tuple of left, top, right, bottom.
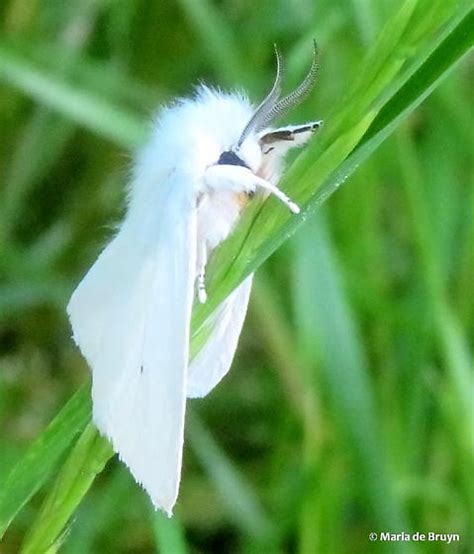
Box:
(67, 46, 321, 515)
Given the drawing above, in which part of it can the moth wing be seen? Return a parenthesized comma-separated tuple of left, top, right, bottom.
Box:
(186, 275, 253, 398)
(67, 171, 196, 515)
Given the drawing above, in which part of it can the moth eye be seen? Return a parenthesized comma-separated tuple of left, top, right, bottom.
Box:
(217, 150, 249, 169)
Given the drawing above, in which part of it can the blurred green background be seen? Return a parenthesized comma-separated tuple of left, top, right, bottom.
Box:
(0, 0, 472, 553)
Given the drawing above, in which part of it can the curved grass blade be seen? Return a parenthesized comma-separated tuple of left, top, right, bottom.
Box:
(198, 7, 474, 322)
(20, 423, 112, 554)
(0, 385, 91, 539)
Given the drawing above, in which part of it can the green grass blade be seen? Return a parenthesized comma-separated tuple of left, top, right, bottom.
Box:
(186, 411, 275, 542)
(151, 508, 188, 554)
(193, 6, 473, 327)
(176, 0, 246, 86)
(396, 127, 474, 526)
(20, 423, 112, 553)
(61, 468, 135, 554)
(0, 45, 146, 148)
(364, 6, 473, 140)
(0, 385, 91, 539)
(293, 213, 409, 550)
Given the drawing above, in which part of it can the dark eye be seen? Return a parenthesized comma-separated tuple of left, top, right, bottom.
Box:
(217, 150, 249, 169)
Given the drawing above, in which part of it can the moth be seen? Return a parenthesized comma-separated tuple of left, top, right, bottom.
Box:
(68, 45, 322, 515)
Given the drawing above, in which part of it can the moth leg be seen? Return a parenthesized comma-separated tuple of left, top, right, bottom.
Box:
(204, 165, 299, 214)
(253, 175, 300, 214)
(196, 241, 208, 304)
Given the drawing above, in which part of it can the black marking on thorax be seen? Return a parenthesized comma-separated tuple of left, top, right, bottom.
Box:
(217, 150, 249, 169)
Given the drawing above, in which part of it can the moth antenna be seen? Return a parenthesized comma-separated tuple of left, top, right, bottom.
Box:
(236, 45, 284, 149)
(260, 40, 319, 127)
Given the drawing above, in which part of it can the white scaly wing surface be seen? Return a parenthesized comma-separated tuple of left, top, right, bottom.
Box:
(186, 275, 253, 398)
(68, 171, 196, 515)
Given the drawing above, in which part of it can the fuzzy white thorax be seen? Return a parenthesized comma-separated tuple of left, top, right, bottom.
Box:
(127, 86, 276, 252)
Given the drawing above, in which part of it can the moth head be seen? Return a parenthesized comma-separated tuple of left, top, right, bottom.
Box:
(217, 41, 320, 173)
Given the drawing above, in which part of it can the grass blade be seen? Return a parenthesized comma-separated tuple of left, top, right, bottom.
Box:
(0, 386, 91, 539)
(0, 45, 146, 148)
(151, 510, 188, 554)
(20, 423, 112, 553)
(186, 411, 275, 542)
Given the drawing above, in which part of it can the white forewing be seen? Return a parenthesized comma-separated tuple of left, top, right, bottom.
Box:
(186, 275, 253, 398)
(68, 169, 196, 515)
